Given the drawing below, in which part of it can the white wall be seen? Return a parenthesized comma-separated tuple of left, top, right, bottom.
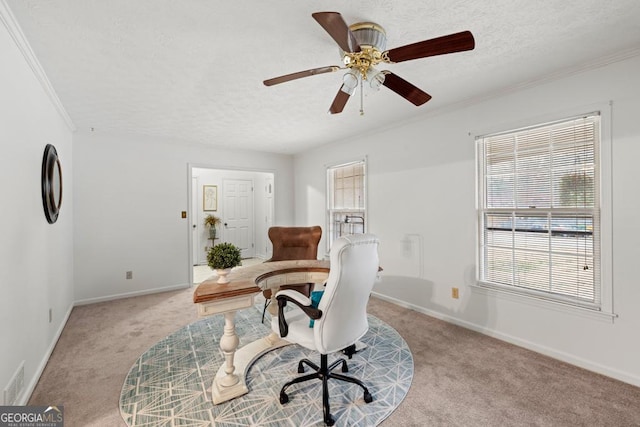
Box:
(0, 13, 74, 404)
(294, 55, 640, 386)
(73, 133, 294, 303)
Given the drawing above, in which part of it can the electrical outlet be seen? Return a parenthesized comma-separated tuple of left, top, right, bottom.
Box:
(452, 287, 459, 299)
(126, 271, 133, 280)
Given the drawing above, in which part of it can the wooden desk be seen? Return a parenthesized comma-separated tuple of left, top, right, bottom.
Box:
(193, 260, 330, 404)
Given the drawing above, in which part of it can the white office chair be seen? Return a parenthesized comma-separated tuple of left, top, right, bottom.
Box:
(271, 233, 380, 426)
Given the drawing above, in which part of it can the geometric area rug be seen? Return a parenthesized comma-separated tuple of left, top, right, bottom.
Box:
(120, 303, 413, 426)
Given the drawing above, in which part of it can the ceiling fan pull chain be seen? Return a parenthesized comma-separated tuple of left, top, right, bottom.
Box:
(360, 77, 364, 115)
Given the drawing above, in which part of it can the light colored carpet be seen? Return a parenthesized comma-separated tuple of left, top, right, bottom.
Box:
(119, 305, 412, 426)
(29, 288, 640, 426)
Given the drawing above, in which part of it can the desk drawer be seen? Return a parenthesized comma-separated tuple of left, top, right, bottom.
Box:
(264, 276, 285, 287)
(285, 272, 309, 284)
(197, 294, 255, 316)
(309, 272, 329, 282)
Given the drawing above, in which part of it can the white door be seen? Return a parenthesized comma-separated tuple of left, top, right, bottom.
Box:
(191, 176, 199, 265)
(223, 179, 254, 258)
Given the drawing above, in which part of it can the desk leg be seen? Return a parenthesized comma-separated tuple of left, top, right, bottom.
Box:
(211, 327, 291, 404)
(212, 311, 247, 403)
(219, 312, 239, 387)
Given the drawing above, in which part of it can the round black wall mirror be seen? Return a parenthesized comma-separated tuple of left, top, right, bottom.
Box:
(41, 144, 63, 224)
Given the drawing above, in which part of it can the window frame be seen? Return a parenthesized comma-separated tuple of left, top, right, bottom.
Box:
(475, 107, 614, 318)
(325, 157, 368, 252)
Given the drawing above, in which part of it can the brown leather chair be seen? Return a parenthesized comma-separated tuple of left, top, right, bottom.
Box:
(262, 226, 322, 322)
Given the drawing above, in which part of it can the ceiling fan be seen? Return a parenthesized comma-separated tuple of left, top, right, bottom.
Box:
(263, 12, 475, 114)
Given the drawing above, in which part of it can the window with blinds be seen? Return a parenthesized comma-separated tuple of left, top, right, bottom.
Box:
(477, 113, 601, 309)
(327, 160, 367, 249)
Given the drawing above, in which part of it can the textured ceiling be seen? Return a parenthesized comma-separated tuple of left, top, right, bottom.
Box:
(6, 0, 640, 154)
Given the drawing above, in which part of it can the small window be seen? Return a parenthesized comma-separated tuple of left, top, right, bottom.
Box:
(477, 114, 604, 309)
(327, 160, 367, 249)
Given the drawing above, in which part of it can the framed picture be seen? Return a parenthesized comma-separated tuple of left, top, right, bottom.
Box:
(203, 185, 218, 211)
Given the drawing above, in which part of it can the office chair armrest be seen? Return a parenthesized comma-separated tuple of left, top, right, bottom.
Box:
(275, 290, 322, 337)
(275, 289, 311, 306)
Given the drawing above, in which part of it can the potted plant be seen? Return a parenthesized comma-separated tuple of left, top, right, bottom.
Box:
(207, 242, 242, 284)
(204, 214, 221, 239)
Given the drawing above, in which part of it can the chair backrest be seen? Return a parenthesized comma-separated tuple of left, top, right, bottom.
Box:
(267, 226, 322, 262)
(315, 233, 379, 354)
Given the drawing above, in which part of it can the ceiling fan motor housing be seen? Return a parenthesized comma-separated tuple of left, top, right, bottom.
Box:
(350, 22, 387, 51)
(342, 22, 387, 80)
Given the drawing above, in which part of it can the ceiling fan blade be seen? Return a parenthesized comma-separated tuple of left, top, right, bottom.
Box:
(384, 30, 475, 63)
(382, 72, 432, 106)
(263, 66, 341, 86)
(312, 12, 361, 53)
(329, 85, 351, 114)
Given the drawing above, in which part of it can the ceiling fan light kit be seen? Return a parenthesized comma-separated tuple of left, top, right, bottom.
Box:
(264, 11, 475, 115)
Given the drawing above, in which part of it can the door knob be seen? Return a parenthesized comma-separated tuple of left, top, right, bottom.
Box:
(192, 224, 196, 228)
(224, 222, 228, 227)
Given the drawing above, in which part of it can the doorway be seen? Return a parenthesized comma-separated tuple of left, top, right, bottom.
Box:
(188, 166, 275, 284)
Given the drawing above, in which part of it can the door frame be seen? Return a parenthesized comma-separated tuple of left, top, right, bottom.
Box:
(187, 163, 276, 285)
(191, 176, 200, 265)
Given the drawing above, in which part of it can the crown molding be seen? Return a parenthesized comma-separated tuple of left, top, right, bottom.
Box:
(425, 45, 640, 121)
(0, 0, 75, 131)
(311, 46, 640, 152)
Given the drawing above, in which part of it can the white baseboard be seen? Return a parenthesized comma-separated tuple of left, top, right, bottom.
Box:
(19, 283, 192, 404)
(17, 303, 74, 405)
(370, 291, 640, 388)
(74, 283, 191, 306)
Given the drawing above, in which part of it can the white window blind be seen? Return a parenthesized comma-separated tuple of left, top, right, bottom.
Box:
(477, 114, 601, 309)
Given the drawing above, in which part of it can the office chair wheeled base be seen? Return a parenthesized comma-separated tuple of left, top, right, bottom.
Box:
(279, 353, 373, 426)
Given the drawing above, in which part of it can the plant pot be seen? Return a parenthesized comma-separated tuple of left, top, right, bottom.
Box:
(209, 227, 217, 240)
(216, 268, 232, 284)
